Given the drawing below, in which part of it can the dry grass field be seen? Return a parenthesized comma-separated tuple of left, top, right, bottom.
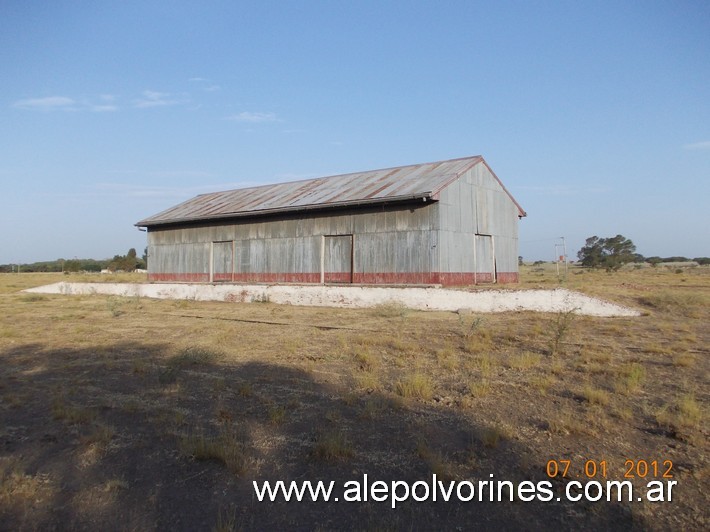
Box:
(0, 265, 707, 530)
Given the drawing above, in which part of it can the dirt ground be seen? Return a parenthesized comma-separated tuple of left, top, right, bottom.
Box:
(0, 265, 707, 530)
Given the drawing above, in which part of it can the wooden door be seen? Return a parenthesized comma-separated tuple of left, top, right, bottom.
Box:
(212, 241, 233, 282)
(474, 234, 496, 283)
(323, 235, 353, 283)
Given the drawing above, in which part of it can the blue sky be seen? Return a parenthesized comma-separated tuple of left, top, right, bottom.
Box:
(1, 0, 708, 264)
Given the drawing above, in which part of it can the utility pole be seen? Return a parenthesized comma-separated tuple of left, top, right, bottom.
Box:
(561, 236, 568, 277)
(554, 237, 568, 280)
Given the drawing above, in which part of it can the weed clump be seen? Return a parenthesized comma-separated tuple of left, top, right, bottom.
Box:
(268, 405, 286, 425)
(20, 294, 47, 302)
(478, 423, 512, 448)
(179, 424, 249, 475)
(656, 393, 703, 441)
(353, 349, 378, 372)
(469, 378, 491, 398)
(168, 347, 221, 367)
(371, 301, 410, 318)
(312, 430, 353, 462)
(416, 438, 455, 480)
(106, 296, 124, 317)
(582, 385, 611, 406)
(396, 373, 434, 400)
(52, 396, 97, 424)
(548, 309, 576, 356)
(507, 351, 542, 370)
(615, 363, 645, 394)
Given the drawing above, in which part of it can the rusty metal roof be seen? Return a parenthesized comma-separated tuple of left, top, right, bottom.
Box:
(136, 156, 525, 227)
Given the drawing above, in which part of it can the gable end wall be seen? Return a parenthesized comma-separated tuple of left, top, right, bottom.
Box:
(436, 163, 520, 283)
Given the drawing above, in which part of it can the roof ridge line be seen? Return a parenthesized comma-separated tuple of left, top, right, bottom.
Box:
(193, 155, 484, 197)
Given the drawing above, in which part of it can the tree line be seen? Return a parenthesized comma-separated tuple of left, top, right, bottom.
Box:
(0, 248, 148, 273)
(3, 239, 707, 274)
(576, 235, 709, 271)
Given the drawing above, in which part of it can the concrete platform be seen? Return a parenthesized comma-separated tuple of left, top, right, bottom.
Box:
(23, 282, 641, 317)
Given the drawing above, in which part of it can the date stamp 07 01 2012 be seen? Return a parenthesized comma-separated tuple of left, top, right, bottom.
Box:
(546, 459, 674, 480)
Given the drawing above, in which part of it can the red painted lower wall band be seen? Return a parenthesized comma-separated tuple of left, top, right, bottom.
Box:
(148, 271, 519, 285)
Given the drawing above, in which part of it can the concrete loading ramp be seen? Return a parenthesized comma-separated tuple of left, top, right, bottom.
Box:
(24, 282, 640, 317)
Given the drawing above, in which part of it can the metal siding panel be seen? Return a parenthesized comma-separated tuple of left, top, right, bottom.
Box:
(460, 232, 475, 270)
(234, 224, 250, 240)
(437, 231, 448, 271)
(275, 221, 290, 239)
(395, 209, 411, 231)
(384, 211, 397, 232)
(235, 240, 249, 273)
(296, 217, 314, 238)
(293, 236, 319, 273)
(251, 239, 265, 273)
(475, 187, 491, 235)
(451, 232, 466, 272)
(410, 231, 429, 272)
(213, 226, 232, 242)
(355, 234, 374, 273)
(494, 236, 517, 272)
(426, 203, 436, 230)
(357, 233, 388, 273)
(312, 217, 328, 235)
(334, 213, 350, 234)
(374, 210, 391, 232)
(447, 202, 460, 232)
(460, 182, 474, 232)
(354, 211, 377, 234)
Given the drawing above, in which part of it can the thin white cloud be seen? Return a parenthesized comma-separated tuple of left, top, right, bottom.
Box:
(683, 140, 710, 150)
(94, 180, 258, 200)
(189, 77, 221, 91)
(90, 104, 118, 112)
(106, 170, 213, 179)
(225, 111, 279, 123)
(133, 90, 187, 108)
(12, 96, 76, 110)
(96, 184, 170, 198)
(513, 185, 611, 196)
(13, 95, 116, 112)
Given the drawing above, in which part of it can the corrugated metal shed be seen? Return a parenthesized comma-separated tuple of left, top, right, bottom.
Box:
(137, 156, 525, 227)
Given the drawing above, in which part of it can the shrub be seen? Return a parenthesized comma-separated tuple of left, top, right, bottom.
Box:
(168, 347, 220, 367)
(396, 373, 434, 400)
(312, 430, 353, 462)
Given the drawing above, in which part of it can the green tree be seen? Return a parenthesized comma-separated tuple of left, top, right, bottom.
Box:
(577, 234, 637, 271)
(63, 259, 81, 272)
(108, 248, 140, 272)
(578, 236, 603, 268)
